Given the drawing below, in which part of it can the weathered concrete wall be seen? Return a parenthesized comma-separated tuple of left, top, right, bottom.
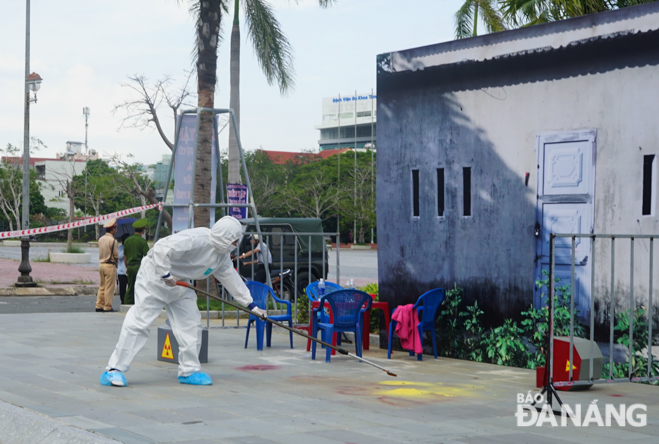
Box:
(377, 42, 659, 326)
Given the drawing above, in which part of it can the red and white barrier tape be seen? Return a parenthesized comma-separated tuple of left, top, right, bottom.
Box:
(0, 202, 162, 240)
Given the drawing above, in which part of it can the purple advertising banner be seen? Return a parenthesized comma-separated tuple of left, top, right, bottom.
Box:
(227, 183, 248, 219)
(172, 114, 217, 233)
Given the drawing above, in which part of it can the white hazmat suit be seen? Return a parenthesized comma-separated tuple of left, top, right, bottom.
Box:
(106, 216, 254, 377)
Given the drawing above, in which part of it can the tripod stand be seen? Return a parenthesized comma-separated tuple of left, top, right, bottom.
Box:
(532, 234, 565, 415)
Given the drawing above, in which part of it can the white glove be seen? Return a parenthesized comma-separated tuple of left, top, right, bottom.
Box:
(162, 274, 178, 287)
(251, 307, 268, 319)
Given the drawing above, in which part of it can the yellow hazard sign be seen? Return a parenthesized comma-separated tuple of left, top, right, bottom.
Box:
(161, 333, 174, 360)
(565, 359, 578, 372)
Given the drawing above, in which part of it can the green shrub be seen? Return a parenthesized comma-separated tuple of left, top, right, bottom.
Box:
(483, 319, 528, 366)
(62, 246, 85, 254)
(602, 306, 659, 382)
(521, 270, 587, 369)
(428, 274, 594, 370)
(358, 283, 380, 333)
(295, 290, 310, 325)
(462, 301, 485, 362)
(436, 284, 464, 358)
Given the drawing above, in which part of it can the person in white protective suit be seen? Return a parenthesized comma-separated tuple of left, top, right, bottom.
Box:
(100, 216, 268, 387)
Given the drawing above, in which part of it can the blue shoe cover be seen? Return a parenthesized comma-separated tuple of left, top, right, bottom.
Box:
(100, 371, 127, 387)
(178, 372, 212, 385)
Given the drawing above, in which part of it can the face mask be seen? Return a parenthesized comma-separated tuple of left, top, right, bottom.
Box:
(209, 216, 242, 254)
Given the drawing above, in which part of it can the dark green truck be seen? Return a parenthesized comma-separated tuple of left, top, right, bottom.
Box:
(237, 218, 330, 294)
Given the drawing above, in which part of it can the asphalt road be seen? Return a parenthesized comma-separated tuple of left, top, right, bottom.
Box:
(327, 249, 378, 284)
(0, 294, 121, 314)
(0, 244, 378, 277)
(0, 242, 99, 269)
(0, 246, 377, 314)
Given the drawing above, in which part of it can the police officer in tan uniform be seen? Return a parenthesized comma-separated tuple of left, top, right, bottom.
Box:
(96, 219, 119, 312)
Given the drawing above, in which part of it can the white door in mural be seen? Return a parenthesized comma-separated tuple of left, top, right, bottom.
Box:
(534, 131, 596, 319)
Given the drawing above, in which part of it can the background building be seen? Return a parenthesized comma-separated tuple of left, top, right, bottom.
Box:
(153, 154, 171, 189)
(5, 143, 99, 213)
(147, 154, 172, 201)
(315, 93, 376, 151)
(34, 158, 87, 211)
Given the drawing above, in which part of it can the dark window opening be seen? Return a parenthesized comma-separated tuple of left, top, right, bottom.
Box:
(463, 167, 471, 217)
(412, 169, 420, 217)
(643, 155, 655, 216)
(36, 165, 46, 180)
(437, 168, 445, 217)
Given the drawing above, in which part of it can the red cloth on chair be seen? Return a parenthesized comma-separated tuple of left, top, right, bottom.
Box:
(391, 304, 422, 354)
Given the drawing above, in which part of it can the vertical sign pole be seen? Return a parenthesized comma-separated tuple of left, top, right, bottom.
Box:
(629, 238, 634, 379)
(569, 236, 575, 382)
(609, 237, 616, 379)
(548, 234, 556, 406)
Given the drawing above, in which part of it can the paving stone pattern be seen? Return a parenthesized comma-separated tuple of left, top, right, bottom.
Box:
(0, 312, 657, 443)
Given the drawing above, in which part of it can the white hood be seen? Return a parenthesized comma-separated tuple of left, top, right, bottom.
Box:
(210, 216, 243, 254)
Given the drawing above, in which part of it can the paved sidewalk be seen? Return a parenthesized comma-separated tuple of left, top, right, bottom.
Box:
(0, 258, 99, 289)
(0, 311, 658, 443)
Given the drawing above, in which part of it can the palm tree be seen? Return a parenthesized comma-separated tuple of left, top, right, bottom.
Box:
(178, 1, 333, 227)
(455, 0, 506, 39)
(176, 0, 226, 227)
(227, 0, 334, 185)
(499, 0, 656, 27)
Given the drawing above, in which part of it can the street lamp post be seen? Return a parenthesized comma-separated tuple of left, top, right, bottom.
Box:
(17, 0, 41, 288)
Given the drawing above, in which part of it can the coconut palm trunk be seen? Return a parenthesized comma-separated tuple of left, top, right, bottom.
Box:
(225, 0, 333, 189)
(193, 1, 223, 227)
(228, 0, 242, 185)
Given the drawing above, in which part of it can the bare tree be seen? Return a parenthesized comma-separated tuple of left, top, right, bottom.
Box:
(109, 154, 173, 231)
(250, 174, 282, 215)
(75, 172, 121, 240)
(84, 181, 106, 240)
(48, 156, 84, 251)
(340, 165, 376, 244)
(284, 171, 348, 221)
(0, 144, 24, 231)
(0, 140, 49, 232)
(113, 73, 195, 150)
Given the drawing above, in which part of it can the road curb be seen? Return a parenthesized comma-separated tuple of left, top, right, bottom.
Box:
(0, 286, 98, 296)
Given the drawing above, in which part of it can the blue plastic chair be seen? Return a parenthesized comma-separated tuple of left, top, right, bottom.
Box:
(312, 290, 372, 363)
(302, 281, 344, 351)
(305, 281, 344, 302)
(387, 288, 446, 361)
(244, 281, 293, 351)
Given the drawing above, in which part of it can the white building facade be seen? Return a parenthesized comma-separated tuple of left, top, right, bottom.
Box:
(315, 93, 377, 151)
(35, 158, 88, 212)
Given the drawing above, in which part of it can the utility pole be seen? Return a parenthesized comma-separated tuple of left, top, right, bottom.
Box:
(84, 107, 90, 151)
(337, 93, 341, 247)
(353, 90, 357, 244)
(370, 88, 374, 245)
(83, 107, 90, 231)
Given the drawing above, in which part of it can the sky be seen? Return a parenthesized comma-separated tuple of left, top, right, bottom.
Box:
(1, 0, 464, 166)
